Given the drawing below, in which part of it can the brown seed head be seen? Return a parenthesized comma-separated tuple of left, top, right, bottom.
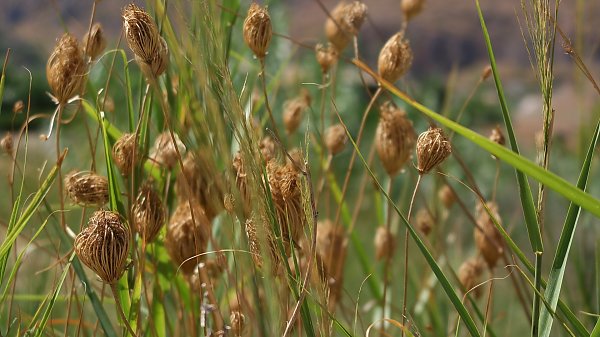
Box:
(1, 133, 14, 156)
(401, 0, 425, 21)
(83, 23, 107, 61)
(325, 1, 367, 52)
(112, 133, 137, 175)
(474, 201, 504, 268)
(243, 3, 272, 59)
(489, 125, 506, 146)
(13, 100, 24, 114)
(283, 96, 309, 134)
(74, 210, 130, 284)
(267, 160, 304, 249)
(375, 101, 416, 176)
(438, 184, 456, 209)
(416, 127, 452, 174)
(65, 171, 109, 206)
(149, 132, 186, 169)
(458, 255, 485, 296)
(374, 226, 395, 261)
(123, 4, 168, 78)
(47, 33, 86, 105)
(325, 124, 348, 156)
(165, 200, 211, 274)
(315, 43, 338, 74)
(416, 208, 434, 236)
(132, 181, 165, 243)
(378, 32, 413, 83)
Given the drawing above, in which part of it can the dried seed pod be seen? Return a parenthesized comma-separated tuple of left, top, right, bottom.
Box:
(122, 4, 168, 78)
(416, 127, 452, 174)
(149, 132, 186, 169)
(65, 171, 109, 206)
(378, 32, 413, 83)
(374, 226, 394, 261)
(259, 136, 276, 162)
(230, 311, 248, 337)
(489, 125, 506, 146)
(458, 255, 485, 296)
(243, 3, 272, 59)
(474, 201, 504, 268)
(375, 101, 416, 176)
(325, 1, 368, 52)
(283, 95, 309, 134)
(175, 152, 224, 220)
(112, 133, 137, 175)
(13, 100, 24, 114)
(315, 43, 338, 74)
(47, 33, 86, 105)
(165, 200, 211, 274)
(416, 208, 434, 236)
(132, 181, 165, 243)
(481, 65, 492, 81)
(325, 124, 348, 155)
(74, 210, 130, 284)
(316, 219, 347, 311)
(83, 23, 107, 61)
(438, 184, 456, 209)
(1, 133, 14, 156)
(401, 0, 425, 21)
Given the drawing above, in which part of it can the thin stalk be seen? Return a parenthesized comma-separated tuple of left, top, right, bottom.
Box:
(402, 174, 421, 337)
(492, 159, 500, 202)
(110, 284, 137, 337)
(532, 253, 543, 337)
(55, 104, 66, 231)
(380, 177, 394, 337)
(259, 57, 281, 142)
(483, 270, 495, 336)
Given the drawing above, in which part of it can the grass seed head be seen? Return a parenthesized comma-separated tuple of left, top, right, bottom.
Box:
(243, 3, 272, 59)
(149, 132, 186, 169)
(378, 32, 413, 83)
(165, 200, 211, 274)
(474, 201, 504, 268)
(112, 133, 137, 175)
(47, 33, 86, 105)
(123, 3, 168, 78)
(83, 23, 107, 61)
(416, 208, 434, 236)
(458, 255, 485, 296)
(416, 127, 452, 174)
(374, 226, 395, 261)
(132, 181, 165, 243)
(315, 42, 338, 74)
(438, 184, 456, 209)
(325, 1, 367, 52)
(325, 124, 348, 156)
(1, 133, 14, 156)
(401, 0, 425, 21)
(74, 210, 130, 284)
(65, 171, 109, 206)
(375, 101, 416, 176)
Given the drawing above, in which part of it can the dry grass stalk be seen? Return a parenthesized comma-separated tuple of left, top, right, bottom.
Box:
(112, 133, 137, 175)
(46, 33, 86, 105)
(474, 201, 504, 268)
(74, 210, 130, 284)
(132, 181, 166, 243)
(374, 226, 395, 261)
(83, 22, 106, 61)
(375, 101, 416, 176)
(149, 131, 186, 169)
(378, 32, 413, 83)
(243, 3, 272, 59)
(325, 124, 348, 156)
(315, 43, 338, 74)
(64, 171, 109, 206)
(416, 127, 452, 174)
(325, 1, 367, 52)
(458, 255, 485, 297)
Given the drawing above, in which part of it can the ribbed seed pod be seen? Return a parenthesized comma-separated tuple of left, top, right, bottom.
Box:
(375, 101, 416, 176)
(416, 208, 434, 236)
(1, 133, 14, 156)
(243, 3, 272, 59)
(149, 132, 186, 169)
(401, 0, 425, 21)
(378, 32, 412, 83)
(65, 171, 109, 206)
(175, 152, 224, 220)
(165, 200, 211, 274)
(489, 125, 506, 146)
(74, 211, 130, 284)
(259, 136, 276, 162)
(112, 133, 137, 175)
(132, 181, 165, 243)
(283, 95, 309, 134)
(325, 1, 367, 52)
(83, 23, 106, 61)
(458, 256, 485, 296)
(416, 127, 452, 174)
(315, 43, 338, 74)
(325, 124, 348, 156)
(374, 226, 394, 261)
(438, 184, 456, 209)
(122, 4, 168, 78)
(474, 201, 504, 268)
(47, 33, 86, 105)
(230, 311, 248, 337)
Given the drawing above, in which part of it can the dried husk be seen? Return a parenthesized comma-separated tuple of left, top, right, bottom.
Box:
(316, 219, 347, 311)
(378, 32, 413, 83)
(416, 127, 452, 174)
(112, 133, 137, 175)
(65, 171, 109, 206)
(325, 124, 348, 156)
(149, 132, 186, 169)
(315, 43, 338, 74)
(243, 3, 272, 59)
(474, 201, 504, 268)
(375, 101, 416, 176)
(132, 181, 165, 243)
(83, 23, 107, 61)
(47, 33, 86, 105)
(416, 208, 434, 236)
(325, 1, 367, 52)
(458, 255, 485, 297)
(374, 226, 395, 261)
(438, 184, 456, 209)
(1, 133, 14, 156)
(283, 96, 309, 134)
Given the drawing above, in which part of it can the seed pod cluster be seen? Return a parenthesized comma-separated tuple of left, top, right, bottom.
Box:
(74, 210, 130, 284)
(83, 23, 106, 61)
(325, 1, 368, 52)
(122, 3, 168, 78)
(243, 3, 272, 59)
(47, 33, 86, 105)
(325, 124, 348, 156)
(458, 255, 485, 296)
(375, 101, 416, 176)
(416, 208, 434, 236)
(112, 133, 137, 175)
(149, 132, 186, 169)
(401, 0, 425, 21)
(315, 43, 338, 74)
(374, 226, 394, 261)
(474, 201, 504, 268)
(132, 181, 165, 243)
(165, 200, 212, 274)
(416, 127, 452, 174)
(65, 171, 109, 206)
(378, 32, 413, 83)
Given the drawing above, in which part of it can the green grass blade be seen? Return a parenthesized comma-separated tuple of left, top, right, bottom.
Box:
(0, 49, 8, 117)
(539, 119, 600, 336)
